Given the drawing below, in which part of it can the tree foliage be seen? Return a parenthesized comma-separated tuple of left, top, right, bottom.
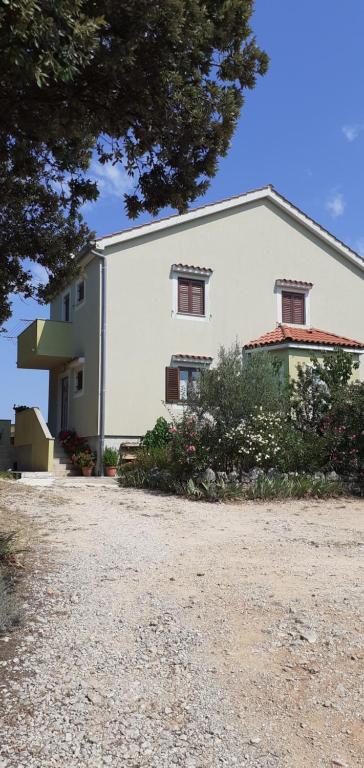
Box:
(188, 344, 286, 429)
(0, 0, 268, 323)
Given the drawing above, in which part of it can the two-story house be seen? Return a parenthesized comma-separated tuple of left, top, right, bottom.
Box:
(17, 185, 364, 471)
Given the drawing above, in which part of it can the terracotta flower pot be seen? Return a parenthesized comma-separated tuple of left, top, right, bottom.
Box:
(82, 466, 93, 477)
(105, 466, 117, 477)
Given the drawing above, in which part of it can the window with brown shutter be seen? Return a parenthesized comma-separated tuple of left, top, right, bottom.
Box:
(165, 367, 179, 402)
(178, 278, 205, 316)
(282, 291, 305, 325)
(165, 366, 200, 402)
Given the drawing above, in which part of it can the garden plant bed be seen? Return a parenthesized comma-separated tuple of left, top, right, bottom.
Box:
(0, 480, 363, 767)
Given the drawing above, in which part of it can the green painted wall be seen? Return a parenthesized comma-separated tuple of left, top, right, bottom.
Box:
(17, 320, 73, 369)
(285, 349, 361, 380)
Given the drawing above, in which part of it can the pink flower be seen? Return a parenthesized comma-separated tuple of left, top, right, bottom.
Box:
(186, 445, 196, 453)
(169, 426, 177, 433)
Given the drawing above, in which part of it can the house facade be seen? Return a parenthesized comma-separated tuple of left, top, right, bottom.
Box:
(17, 186, 364, 466)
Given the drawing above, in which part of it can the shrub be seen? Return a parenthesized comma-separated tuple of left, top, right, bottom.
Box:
(118, 465, 244, 502)
(103, 447, 119, 467)
(188, 344, 287, 430)
(185, 345, 288, 471)
(141, 417, 171, 449)
(290, 350, 364, 478)
(168, 414, 210, 476)
(0, 471, 14, 480)
(0, 530, 25, 562)
(224, 407, 283, 470)
(244, 474, 344, 500)
(132, 445, 172, 471)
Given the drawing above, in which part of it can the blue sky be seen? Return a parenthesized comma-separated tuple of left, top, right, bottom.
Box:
(1, 0, 364, 422)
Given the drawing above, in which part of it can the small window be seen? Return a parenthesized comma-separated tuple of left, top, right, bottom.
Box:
(282, 291, 305, 325)
(76, 280, 85, 305)
(178, 278, 205, 316)
(165, 367, 199, 402)
(63, 292, 70, 322)
(74, 367, 84, 395)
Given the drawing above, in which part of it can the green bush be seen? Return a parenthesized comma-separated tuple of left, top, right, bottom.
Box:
(141, 417, 171, 449)
(290, 350, 364, 477)
(130, 445, 172, 472)
(118, 465, 244, 502)
(244, 475, 344, 500)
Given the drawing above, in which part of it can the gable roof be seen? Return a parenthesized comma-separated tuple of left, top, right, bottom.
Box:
(94, 185, 364, 273)
(244, 325, 364, 351)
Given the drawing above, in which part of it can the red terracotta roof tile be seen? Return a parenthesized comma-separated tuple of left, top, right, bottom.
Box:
(275, 278, 313, 288)
(172, 354, 213, 362)
(172, 263, 213, 274)
(244, 326, 364, 350)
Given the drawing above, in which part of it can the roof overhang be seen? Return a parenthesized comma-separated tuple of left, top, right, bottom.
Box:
(245, 342, 364, 354)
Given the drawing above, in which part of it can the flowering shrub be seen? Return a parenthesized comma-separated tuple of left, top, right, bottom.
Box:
(225, 407, 283, 470)
(168, 414, 209, 475)
(72, 451, 96, 468)
(58, 430, 96, 469)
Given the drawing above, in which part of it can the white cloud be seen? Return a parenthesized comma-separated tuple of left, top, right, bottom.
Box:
(325, 191, 345, 218)
(89, 160, 133, 198)
(342, 123, 363, 142)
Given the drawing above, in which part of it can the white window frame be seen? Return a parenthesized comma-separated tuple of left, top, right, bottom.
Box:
(171, 266, 212, 322)
(275, 284, 311, 328)
(75, 278, 86, 310)
(62, 290, 71, 322)
(73, 365, 85, 398)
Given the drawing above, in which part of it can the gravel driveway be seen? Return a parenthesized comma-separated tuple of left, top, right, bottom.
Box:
(0, 480, 363, 768)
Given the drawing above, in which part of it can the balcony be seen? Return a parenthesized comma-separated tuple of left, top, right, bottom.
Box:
(17, 320, 74, 370)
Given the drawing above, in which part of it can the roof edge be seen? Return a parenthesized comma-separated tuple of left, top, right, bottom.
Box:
(94, 185, 364, 273)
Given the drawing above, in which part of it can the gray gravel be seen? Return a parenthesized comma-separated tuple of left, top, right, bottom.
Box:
(0, 481, 363, 767)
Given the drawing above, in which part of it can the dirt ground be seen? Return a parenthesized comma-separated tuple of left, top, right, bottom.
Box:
(0, 479, 363, 768)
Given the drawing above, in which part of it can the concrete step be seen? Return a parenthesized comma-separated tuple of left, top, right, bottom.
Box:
(52, 469, 78, 477)
(53, 456, 73, 467)
(18, 471, 53, 479)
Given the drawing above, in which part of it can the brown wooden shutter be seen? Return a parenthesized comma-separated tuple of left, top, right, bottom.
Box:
(190, 280, 204, 315)
(292, 293, 305, 324)
(165, 367, 179, 402)
(178, 278, 205, 315)
(178, 279, 190, 313)
(282, 291, 304, 324)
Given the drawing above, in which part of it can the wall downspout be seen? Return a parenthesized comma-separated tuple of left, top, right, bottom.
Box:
(91, 247, 106, 476)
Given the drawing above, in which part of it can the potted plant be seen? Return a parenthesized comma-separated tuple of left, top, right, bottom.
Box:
(73, 450, 96, 477)
(103, 447, 119, 477)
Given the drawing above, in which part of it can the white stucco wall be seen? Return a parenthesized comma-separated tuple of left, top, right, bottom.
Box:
(102, 198, 364, 437)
